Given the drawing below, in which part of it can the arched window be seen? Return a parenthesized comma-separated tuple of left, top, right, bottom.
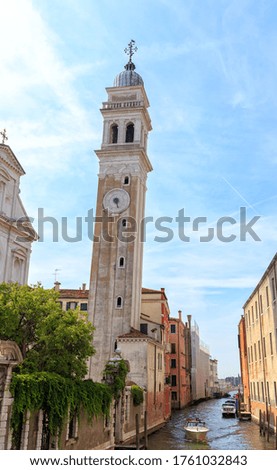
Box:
(125, 123, 134, 142)
(116, 296, 123, 308)
(111, 124, 118, 143)
(119, 257, 125, 268)
(122, 219, 127, 227)
(123, 176, 129, 185)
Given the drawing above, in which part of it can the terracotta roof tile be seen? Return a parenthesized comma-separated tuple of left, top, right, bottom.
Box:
(118, 327, 149, 339)
(58, 289, 89, 299)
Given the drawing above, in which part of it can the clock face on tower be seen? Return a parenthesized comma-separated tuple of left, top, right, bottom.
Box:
(103, 188, 130, 214)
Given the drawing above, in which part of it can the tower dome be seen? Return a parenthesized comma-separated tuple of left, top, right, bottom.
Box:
(114, 61, 144, 87)
(113, 39, 143, 87)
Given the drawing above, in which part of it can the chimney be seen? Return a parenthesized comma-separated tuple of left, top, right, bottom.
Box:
(82, 283, 86, 291)
(178, 309, 182, 321)
(54, 281, 61, 292)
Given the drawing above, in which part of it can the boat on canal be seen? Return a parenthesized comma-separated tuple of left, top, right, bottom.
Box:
(184, 418, 209, 442)
(221, 399, 237, 418)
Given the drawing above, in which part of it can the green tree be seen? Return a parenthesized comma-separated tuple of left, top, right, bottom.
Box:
(0, 283, 95, 379)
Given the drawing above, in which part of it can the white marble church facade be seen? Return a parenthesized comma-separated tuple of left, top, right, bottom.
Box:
(0, 137, 36, 284)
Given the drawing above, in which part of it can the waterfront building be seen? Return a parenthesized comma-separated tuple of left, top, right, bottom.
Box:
(209, 358, 220, 396)
(239, 252, 277, 431)
(0, 139, 36, 284)
(191, 322, 209, 400)
(168, 311, 192, 409)
(238, 316, 250, 404)
(140, 287, 171, 420)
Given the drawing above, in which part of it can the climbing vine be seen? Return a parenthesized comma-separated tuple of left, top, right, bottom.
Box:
(131, 385, 144, 406)
(103, 359, 129, 400)
(10, 372, 112, 447)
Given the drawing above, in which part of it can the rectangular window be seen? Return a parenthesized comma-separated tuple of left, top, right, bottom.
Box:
(263, 337, 266, 357)
(255, 301, 258, 319)
(270, 332, 273, 355)
(272, 278, 276, 300)
(140, 323, 148, 335)
(171, 359, 176, 368)
(67, 411, 78, 440)
(251, 306, 254, 323)
(80, 303, 87, 311)
(248, 310, 251, 327)
(171, 391, 177, 401)
(253, 382, 256, 401)
(170, 324, 176, 334)
(171, 343, 176, 354)
(266, 286, 269, 307)
(260, 295, 263, 314)
(267, 382, 270, 404)
(261, 382, 265, 402)
(254, 343, 257, 362)
(66, 302, 77, 310)
(251, 345, 253, 363)
(258, 340, 261, 360)
(158, 353, 163, 370)
(171, 375, 177, 387)
(274, 382, 277, 407)
(257, 382, 260, 402)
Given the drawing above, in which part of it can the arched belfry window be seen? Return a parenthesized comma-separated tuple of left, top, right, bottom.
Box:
(119, 257, 125, 268)
(125, 123, 134, 143)
(111, 124, 118, 143)
(116, 296, 123, 308)
(123, 176, 129, 185)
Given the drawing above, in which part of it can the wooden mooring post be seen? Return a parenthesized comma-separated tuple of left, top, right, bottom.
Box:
(144, 411, 148, 450)
(135, 414, 140, 450)
(275, 416, 277, 450)
(259, 409, 262, 434)
(266, 402, 270, 442)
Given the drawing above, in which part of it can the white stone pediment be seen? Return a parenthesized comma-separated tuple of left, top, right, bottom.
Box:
(0, 145, 25, 176)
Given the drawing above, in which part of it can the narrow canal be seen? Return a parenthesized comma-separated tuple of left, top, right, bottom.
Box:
(148, 395, 276, 450)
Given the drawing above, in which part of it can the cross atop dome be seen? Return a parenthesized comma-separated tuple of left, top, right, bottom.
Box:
(124, 39, 137, 66)
(113, 40, 143, 87)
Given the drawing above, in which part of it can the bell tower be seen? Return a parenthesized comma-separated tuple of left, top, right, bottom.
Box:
(88, 41, 153, 381)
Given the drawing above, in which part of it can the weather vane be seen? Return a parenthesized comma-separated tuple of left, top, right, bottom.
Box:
(124, 39, 137, 63)
(0, 129, 8, 145)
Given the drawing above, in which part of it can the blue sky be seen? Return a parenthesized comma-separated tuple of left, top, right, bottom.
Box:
(1, 0, 277, 378)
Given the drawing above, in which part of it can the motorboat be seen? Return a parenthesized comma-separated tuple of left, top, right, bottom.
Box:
(184, 418, 209, 442)
(222, 400, 236, 418)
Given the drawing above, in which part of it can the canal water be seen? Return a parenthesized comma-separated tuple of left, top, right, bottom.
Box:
(148, 395, 276, 450)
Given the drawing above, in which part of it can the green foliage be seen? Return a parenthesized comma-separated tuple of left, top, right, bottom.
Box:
(0, 282, 60, 358)
(0, 282, 95, 379)
(131, 385, 144, 406)
(10, 372, 112, 444)
(0, 282, 112, 446)
(103, 359, 129, 399)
